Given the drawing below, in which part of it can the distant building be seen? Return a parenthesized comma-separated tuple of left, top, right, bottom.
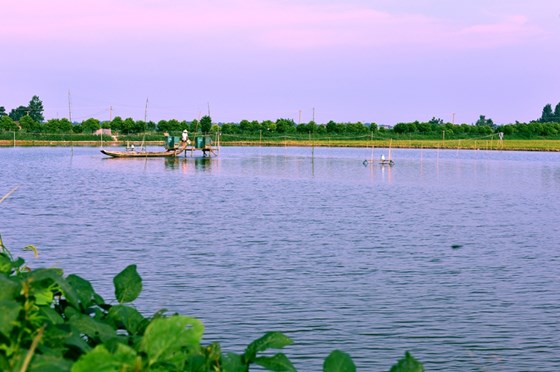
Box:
(94, 128, 112, 136)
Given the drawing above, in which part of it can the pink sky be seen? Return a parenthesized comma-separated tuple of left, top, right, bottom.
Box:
(1, 0, 559, 124)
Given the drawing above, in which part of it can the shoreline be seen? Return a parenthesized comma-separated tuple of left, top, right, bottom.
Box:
(1, 139, 560, 152)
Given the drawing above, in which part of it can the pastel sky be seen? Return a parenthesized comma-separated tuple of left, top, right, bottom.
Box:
(2, 0, 559, 125)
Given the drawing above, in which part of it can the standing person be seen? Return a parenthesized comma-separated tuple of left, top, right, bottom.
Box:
(181, 130, 189, 142)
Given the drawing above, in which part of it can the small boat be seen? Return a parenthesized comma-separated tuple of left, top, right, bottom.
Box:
(100, 148, 184, 158)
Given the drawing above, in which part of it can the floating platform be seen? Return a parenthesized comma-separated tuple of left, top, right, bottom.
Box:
(363, 159, 394, 166)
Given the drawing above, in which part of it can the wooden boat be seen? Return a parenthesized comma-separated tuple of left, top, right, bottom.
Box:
(100, 148, 183, 158)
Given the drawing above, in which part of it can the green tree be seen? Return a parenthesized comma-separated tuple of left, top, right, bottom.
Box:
(73, 123, 84, 133)
(307, 120, 318, 134)
(346, 122, 367, 134)
(122, 118, 136, 134)
(0, 106, 6, 117)
(111, 116, 124, 132)
(9, 106, 28, 121)
(275, 118, 295, 133)
(167, 119, 181, 132)
(239, 119, 252, 132)
(179, 120, 189, 131)
(0, 116, 18, 132)
(28, 95, 45, 123)
(190, 119, 199, 132)
(261, 120, 275, 132)
(19, 115, 40, 133)
(200, 115, 212, 133)
(147, 120, 156, 131)
(157, 119, 169, 132)
(475, 115, 494, 127)
(554, 103, 560, 121)
(540, 104, 553, 122)
(296, 123, 307, 133)
(220, 123, 236, 134)
(326, 120, 337, 134)
(42, 119, 60, 133)
(58, 118, 73, 133)
(133, 120, 146, 134)
(82, 118, 101, 133)
(428, 117, 443, 125)
(393, 123, 409, 134)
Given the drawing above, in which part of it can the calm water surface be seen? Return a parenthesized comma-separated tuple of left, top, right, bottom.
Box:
(1, 146, 560, 370)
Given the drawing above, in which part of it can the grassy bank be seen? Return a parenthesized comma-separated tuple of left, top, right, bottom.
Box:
(2, 138, 560, 152)
(224, 138, 560, 152)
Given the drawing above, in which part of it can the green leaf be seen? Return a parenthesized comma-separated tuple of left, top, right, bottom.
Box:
(29, 268, 80, 309)
(323, 350, 356, 372)
(140, 315, 204, 368)
(28, 354, 73, 372)
(59, 324, 92, 353)
(92, 292, 105, 306)
(68, 313, 116, 343)
(113, 265, 142, 304)
(39, 306, 64, 325)
(254, 353, 296, 372)
(66, 274, 95, 309)
(0, 253, 13, 273)
(0, 275, 20, 301)
(72, 343, 138, 372)
(244, 332, 293, 363)
(0, 300, 21, 336)
(389, 352, 424, 372)
(41, 323, 88, 356)
(108, 305, 146, 335)
(33, 285, 54, 306)
(221, 353, 246, 371)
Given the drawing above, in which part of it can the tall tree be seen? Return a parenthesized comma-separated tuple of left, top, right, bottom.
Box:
(200, 115, 212, 133)
(554, 102, 560, 121)
(28, 95, 45, 123)
(540, 104, 553, 122)
(0, 106, 6, 117)
(9, 106, 28, 121)
(475, 115, 494, 127)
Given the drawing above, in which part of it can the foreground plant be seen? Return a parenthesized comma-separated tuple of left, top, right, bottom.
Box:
(0, 237, 423, 371)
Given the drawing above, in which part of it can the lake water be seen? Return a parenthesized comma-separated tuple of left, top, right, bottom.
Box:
(1, 145, 559, 370)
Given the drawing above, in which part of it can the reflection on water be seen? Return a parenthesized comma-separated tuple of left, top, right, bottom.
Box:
(164, 157, 214, 172)
(1, 146, 560, 370)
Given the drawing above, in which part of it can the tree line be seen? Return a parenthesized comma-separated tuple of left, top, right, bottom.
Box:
(2, 96, 560, 138)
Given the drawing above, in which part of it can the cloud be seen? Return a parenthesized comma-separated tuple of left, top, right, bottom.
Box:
(1, 0, 548, 51)
(458, 15, 545, 47)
